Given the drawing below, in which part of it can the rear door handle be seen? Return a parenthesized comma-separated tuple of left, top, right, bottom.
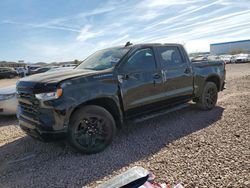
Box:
(184, 67, 191, 74)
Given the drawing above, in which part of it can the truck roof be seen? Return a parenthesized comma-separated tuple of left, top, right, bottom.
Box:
(102, 43, 183, 51)
(129, 43, 182, 48)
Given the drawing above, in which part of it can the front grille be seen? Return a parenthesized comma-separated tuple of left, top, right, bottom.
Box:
(17, 87, 40, 119)
(19, 102, 38, 116)
(17, 89, 39, 105)
(18, 92, 33, 100)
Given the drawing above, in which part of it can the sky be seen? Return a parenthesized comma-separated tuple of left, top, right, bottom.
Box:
(0, 0, 250, 63)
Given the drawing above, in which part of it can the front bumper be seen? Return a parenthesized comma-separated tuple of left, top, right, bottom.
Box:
(16, 80, 71, 141)
(18, 111, 67, 142)
(16, 98, 69, 142)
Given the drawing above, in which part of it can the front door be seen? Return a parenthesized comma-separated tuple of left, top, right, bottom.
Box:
(118, 48, 163, 116)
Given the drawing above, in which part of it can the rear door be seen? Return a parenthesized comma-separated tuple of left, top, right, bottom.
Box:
(156, 45, 193, 100)
(118, 48, 163, 115)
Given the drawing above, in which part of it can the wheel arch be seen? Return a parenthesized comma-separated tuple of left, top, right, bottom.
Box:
(69, 97, 123, 128)
(205, 75, 221, 91)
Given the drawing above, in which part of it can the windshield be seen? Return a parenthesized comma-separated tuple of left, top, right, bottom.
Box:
(77, 47, 130, 71)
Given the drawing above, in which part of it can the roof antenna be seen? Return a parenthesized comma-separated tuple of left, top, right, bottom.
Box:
(125, 41, 133, 47)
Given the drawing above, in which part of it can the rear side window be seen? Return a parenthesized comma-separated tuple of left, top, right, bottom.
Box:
(125, 48, 156, 71)
(157, 46, 184, 68)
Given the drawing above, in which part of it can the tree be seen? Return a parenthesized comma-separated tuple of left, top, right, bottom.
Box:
(74, 59, 81, 65)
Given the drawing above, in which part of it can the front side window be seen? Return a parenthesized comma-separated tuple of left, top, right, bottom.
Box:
(77, 47, 130, 71)
(157, 46, 184, 68)
(125, 48, 156, 71)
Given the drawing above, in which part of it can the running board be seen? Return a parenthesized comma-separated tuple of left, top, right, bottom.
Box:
(130, 103, 190, 123)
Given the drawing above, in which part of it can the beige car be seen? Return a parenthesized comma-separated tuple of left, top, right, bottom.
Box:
(0, 85, 17, 115)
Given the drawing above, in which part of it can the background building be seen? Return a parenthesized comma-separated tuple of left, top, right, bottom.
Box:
(0, 61, 25, 68)
(210, 39, 250, 55)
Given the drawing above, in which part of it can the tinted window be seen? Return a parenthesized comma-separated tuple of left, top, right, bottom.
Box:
(157, 46, 184, 68)
(125, 48, 156, 71)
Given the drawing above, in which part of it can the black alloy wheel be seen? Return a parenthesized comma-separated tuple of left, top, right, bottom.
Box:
(68, 105, 116, 154)
(205, 87, 217, 109)
(197, 82, 218, 110)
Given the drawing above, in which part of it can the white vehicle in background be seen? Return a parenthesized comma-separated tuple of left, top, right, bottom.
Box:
(219, 55, 233, 64)
(15, 67, 28, 77)
(235, 54, 250, 63)
(207, 55, 220, 61)
(0, 85, 17, 115)
(26, 65, 41, 75)
(191, 55, 208, 62)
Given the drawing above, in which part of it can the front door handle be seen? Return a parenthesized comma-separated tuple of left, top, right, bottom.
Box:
(118, 74, 129, 80)
(118, 74, 129, 83)
(153, 74, 161, 79)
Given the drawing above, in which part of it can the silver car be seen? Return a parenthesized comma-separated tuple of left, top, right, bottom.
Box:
(0, 85, 17, 115)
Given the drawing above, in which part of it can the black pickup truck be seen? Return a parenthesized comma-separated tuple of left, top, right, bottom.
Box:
(16, 43, 226, 154)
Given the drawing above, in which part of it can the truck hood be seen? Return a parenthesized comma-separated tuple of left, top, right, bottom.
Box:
(20, 68, 98, 83)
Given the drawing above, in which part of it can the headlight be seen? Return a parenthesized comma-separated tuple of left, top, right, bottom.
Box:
(0, 93, 16, 100)
(35, 88, 63, 101)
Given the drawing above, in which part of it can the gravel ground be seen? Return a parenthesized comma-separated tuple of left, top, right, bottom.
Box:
(0, 64, 249, 188)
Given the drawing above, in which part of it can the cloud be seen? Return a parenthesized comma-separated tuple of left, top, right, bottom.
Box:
(2, 0, 250, 62)
(139, 0, 196, 8)
(136, 11, 162, 21)
(1, 1, 117, 33)
(76, 25, 104, 42)
(1, 20, 80, 32)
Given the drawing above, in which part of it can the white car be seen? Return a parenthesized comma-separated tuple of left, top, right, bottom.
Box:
(219, 55, 233, 64)
(235, 54, 250, 63)
(0, 85, 17, 115)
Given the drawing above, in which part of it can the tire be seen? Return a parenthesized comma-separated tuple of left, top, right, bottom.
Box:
(197, 82, 218, 110)
(68, 105, 116, 154)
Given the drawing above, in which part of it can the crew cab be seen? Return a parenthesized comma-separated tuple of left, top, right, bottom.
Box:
(16, 43, 226, 154)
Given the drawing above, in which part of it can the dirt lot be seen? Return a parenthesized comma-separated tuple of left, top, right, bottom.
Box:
(0, 64, 249, 187)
